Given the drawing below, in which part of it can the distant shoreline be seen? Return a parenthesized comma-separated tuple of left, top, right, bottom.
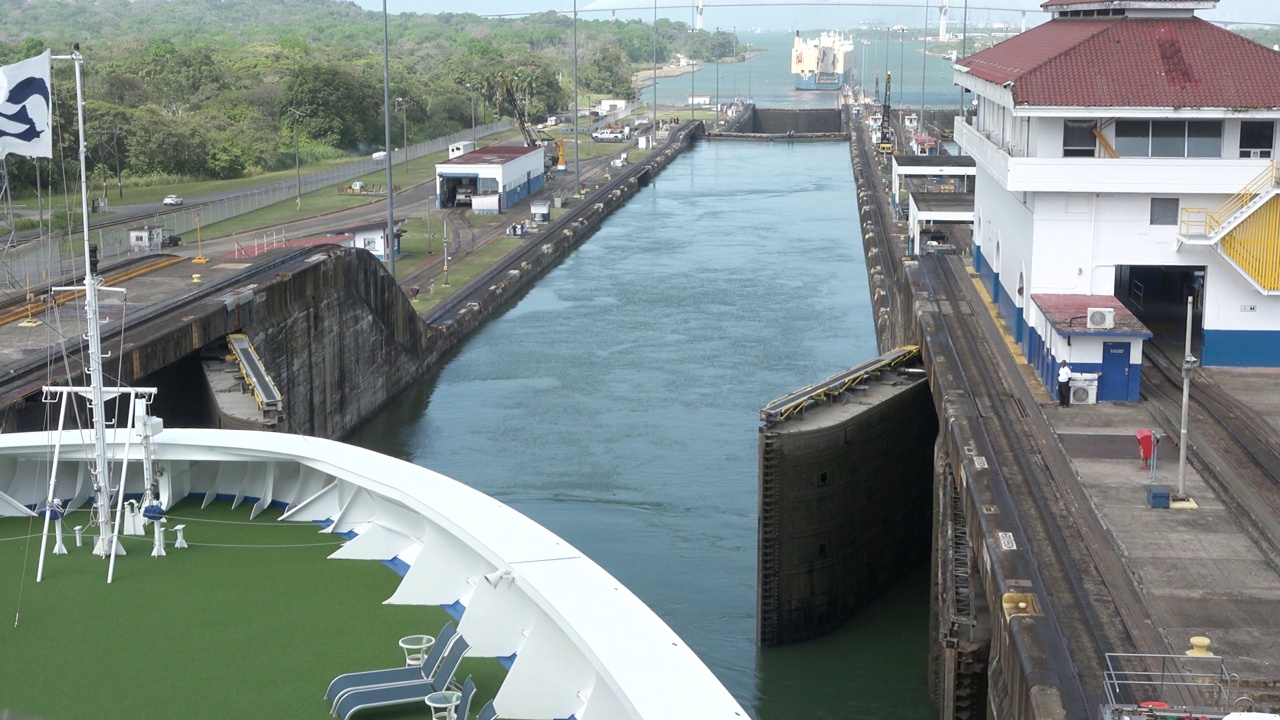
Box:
(632, 51, 762, 91)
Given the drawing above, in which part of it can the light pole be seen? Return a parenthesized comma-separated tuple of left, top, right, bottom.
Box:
(573, 0, 581, 196)
(1176, 295, 1199, 501)
(395, 97, 413, 168)
(748, 57, 752, 101)
(288, 107, 304, 210)
(381, 0, 396, 278)
(714, 26, 720, 114)
(653, 0, 659, 116)
(731, 26, 737, 101)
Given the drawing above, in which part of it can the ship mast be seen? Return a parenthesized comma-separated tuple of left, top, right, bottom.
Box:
(36, 47, 150, 582)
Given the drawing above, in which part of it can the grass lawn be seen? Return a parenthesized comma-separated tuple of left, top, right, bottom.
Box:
(0, 501, 505, 720)
(408, 236, 524, 315)
(154, 129, 525, 242)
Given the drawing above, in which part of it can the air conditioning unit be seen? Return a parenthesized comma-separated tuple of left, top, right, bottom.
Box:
(1086, 307, 1116, 330)
(1070, 382, 1098, 405)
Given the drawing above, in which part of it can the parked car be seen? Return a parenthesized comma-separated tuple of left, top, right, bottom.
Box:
(162, 194, 183, 206)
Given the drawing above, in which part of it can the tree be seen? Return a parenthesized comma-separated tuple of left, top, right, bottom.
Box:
(582, 45, 634, 100)
(280, 62, 378, 149)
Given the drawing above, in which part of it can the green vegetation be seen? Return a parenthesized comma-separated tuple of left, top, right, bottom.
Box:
(409, 236, 524, 314)
(0, 501, 506, 720)
(0, 1, 741, 202)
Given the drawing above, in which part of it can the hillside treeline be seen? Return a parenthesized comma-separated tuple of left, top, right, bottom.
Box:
(0, 0, 742, 193)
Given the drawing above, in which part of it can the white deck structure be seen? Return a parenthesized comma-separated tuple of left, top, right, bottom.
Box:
(0, 428, 748, 720)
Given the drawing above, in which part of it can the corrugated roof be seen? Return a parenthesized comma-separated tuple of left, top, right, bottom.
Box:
(959, 17, 1280, 108)
(1032, 294, 1152, 337)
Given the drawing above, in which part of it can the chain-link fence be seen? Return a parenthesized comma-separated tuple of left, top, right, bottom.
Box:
(1, 119, 514, 292)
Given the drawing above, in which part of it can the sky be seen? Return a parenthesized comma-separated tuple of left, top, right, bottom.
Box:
(359, 0, 1280, 31)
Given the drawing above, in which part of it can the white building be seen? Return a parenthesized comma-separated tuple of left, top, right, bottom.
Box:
(436, 145, 546, 215)
(326, 219, 403, 260)
(954, 0, 1280, 404)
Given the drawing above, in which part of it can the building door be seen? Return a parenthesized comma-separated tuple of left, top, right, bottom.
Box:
(1100, 342, 1130, 401)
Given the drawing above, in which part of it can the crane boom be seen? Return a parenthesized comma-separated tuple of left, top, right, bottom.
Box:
(877, 71, 894, 155)
(500, 73, 540, 148)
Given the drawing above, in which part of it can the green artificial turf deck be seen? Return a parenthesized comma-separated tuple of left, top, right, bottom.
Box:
(0, 500, 505, 720)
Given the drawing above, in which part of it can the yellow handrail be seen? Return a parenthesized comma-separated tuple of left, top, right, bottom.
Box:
(1180, 162, 1279, 237)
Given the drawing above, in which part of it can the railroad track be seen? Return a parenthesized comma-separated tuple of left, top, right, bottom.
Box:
(920, 253, 1212, 713)
(1142, 343, 1280, 569)
(0, 255, 186, 328)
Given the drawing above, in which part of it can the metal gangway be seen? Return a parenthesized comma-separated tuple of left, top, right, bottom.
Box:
(226, 333, 283, 420)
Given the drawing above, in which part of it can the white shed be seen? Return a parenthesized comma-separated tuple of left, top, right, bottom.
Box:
(326, 218, 404, 260)
(129, 225, 165, 252)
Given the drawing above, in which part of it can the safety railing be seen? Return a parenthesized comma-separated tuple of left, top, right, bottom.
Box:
(1179, 161, 1279, 238)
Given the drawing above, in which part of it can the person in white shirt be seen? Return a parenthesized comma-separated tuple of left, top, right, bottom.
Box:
(1057, 360, 1072, 407)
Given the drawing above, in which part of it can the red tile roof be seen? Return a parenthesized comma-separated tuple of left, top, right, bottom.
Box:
(1041, 0, 1210, 5)
(440, 145, 543, 165)
(959, 17, 1280, 108)
(1031, 294, 1152, 337)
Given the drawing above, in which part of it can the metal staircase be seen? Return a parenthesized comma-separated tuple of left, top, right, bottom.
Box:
(1177, 162, 1280, 294)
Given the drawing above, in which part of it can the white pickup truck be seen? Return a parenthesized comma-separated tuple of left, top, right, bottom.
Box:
(591, 127, 630, 142)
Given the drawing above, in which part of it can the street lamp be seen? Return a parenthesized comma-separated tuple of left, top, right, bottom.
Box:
(573, 0, 580, 196)
(653, 0, 659, 116)
(395, 97, 413, 168)
(381, 0, 396, 278)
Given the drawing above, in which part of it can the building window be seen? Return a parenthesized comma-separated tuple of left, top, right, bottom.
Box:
(1151, 198, 1179, 226)
(1116, 120, 1150, 157)
(1063, 119, 1097, 157)
(1240, 121, 1275, 159)
(1115, 120, 1223, 158)
(1187, 121, 1222, 157)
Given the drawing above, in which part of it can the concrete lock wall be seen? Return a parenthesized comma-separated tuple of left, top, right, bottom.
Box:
(757, 378, 936, 646)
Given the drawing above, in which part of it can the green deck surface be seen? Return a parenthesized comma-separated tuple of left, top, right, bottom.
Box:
(0, 500, 505, 720)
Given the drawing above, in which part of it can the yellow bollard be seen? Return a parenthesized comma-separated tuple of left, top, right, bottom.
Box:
(1186, 636, 1212, 656)
(192, 274, 202, 284)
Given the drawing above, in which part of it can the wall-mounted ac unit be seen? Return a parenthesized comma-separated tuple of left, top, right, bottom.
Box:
(1086, 307, 1116, 330)
(1070, 383, 1098, 405)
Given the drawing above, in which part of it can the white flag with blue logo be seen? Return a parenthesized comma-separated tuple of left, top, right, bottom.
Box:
(0, 50, 53, 159)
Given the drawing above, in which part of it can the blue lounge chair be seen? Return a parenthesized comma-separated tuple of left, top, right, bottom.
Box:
(325, 622, 456, 709)
(453, 676, 476, 720)
(475, 700, 498, 720)
(333, 636, 470, 720)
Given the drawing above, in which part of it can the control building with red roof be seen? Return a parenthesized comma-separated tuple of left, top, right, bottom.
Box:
(953, 0, 1280, 400)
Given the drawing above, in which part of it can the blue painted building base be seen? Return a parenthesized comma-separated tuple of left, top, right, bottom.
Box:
(1203, 329, 1280, 367)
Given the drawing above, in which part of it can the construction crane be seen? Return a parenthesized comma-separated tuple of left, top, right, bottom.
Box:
(876, 71, 894, 156)
(499, 73, 565, 171)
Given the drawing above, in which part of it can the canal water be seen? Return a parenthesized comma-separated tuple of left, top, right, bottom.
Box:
(351, 142, 933, 718)
(643, 29, 968, 114)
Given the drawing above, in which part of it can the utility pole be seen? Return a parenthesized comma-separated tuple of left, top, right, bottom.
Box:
(395, 97, 413, 167)
(288, 107, 304, 211)
(465, 83, 477, 143)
